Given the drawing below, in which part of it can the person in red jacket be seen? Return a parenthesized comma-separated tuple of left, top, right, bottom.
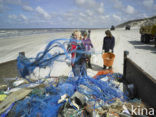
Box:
(69, 30, 87, 78)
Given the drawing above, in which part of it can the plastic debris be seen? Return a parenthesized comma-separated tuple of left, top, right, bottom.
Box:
(30, 88, 45, 96)
(122, 104, 130, 115)
(0, 88, 32, 114)
(0, 85, 7, 90)
(58, 94, 68, 104)
(1, 103, 15, 117)
(13, 79, 28, 87)
(0, 94, 7, 101)
(4, 82, 40, 94)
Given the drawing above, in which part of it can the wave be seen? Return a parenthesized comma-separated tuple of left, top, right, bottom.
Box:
(0, 28, 72, 39)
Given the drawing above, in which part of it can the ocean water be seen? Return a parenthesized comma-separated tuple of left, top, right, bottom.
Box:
(0, 28, 75, 63)
(0, 28, 73, 39)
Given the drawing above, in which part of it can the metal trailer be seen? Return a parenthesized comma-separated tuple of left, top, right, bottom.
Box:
(110, 25, 115, 30)
(122, 51, 156, 110)
(125, 25, 131, 30)
(140, 24, 156, 47)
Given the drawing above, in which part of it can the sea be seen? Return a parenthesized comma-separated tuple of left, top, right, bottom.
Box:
(0, 28, 75, 39)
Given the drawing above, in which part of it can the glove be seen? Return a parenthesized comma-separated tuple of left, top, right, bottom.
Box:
(65, 59, 71, 66)
(89, 48, 95, 54)
(58, 94, 68, 104)
(102, 50, 105, 54)
(109, 49, 114, 53)
(71, 63, 74, 67)
(86, 58, 89, 61)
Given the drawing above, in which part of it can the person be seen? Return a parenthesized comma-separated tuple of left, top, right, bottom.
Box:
(82, 31, 93, 69)
(69, 30, 87, 77)
(102, 30, 115, 69)
(88, 30, 91, 38)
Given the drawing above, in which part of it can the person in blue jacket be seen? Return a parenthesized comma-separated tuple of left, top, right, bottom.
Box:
(102, 30, 115, 69)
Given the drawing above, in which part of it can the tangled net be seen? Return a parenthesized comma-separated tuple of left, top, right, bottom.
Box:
(15, 38, 126, 117)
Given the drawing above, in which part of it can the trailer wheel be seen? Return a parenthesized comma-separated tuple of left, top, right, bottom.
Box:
(155, 38, 156, 48)
(144, 34, 150, 44)
(141, 35, 145, 43)
(123, 83, 136, 100)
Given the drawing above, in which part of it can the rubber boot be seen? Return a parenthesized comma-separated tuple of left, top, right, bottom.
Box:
(88, 58, 92, 69)
(103, 65, 106, 69)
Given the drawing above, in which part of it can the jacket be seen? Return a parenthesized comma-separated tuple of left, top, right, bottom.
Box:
(102, 36, 115, 52)
(82, 38, 93, 51)
(70, 39, 86, 65)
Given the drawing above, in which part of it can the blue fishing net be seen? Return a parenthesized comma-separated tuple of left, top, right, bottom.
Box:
(15, 81, 76, 117)
(15, 38, 125, 117)
(17, 38, 71, 79)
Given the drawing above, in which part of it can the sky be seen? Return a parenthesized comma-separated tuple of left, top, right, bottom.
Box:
(0, 0, 156, 28)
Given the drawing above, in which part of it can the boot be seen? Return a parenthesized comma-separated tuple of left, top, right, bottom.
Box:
(88, 64, 92, 69)
(103, 65, 106, 69)
(88, 59, 92, 69)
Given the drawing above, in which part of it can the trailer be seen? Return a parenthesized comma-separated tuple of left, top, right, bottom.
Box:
(110, 25, 115, 30)
(140, 24, 156, 47)
(122, 51, 156, 109)
(125, 25, 131, 30)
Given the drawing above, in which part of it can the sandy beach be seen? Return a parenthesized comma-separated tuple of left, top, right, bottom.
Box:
(0, 28, 156, 79)
(0, 28, 156, 117)
(90, 28, 156, 79)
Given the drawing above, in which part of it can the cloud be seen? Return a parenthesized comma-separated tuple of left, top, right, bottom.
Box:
(143, 0, 153, 8)
(23, 5, 33, 12)
(111, 0, 136, 15)
(125, 5, 135, 14)
(36, 6, 51, 19)
(20, 14, 27, 21)
(112, 14, 121, 22)
(142, 13, 149, 18)
(75, 0, 104, 14)
(79, 12, 85, 17)
(86, 10, 93, 16)
(5, 0, 22, 5)
(112, 0, 123, 9)
(0, 3, 3, 12)
(100, 15, 110, 20)
(7, 14, 29, 25)
(2, 0, 155, 28)
(143, 0, 156, 12)
(8, 14, 17, 19)
(97, 2, 104, 14)
(60, 9, 114, 28)
(75, 0, 85, 5)
(0, 0, 6, 12)
(75, 0, 96, 8)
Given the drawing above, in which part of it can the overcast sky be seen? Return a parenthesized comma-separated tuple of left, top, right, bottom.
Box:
(0, 0, 156, 28)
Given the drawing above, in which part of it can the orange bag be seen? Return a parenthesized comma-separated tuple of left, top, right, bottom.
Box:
(102, 53, 115, 67)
